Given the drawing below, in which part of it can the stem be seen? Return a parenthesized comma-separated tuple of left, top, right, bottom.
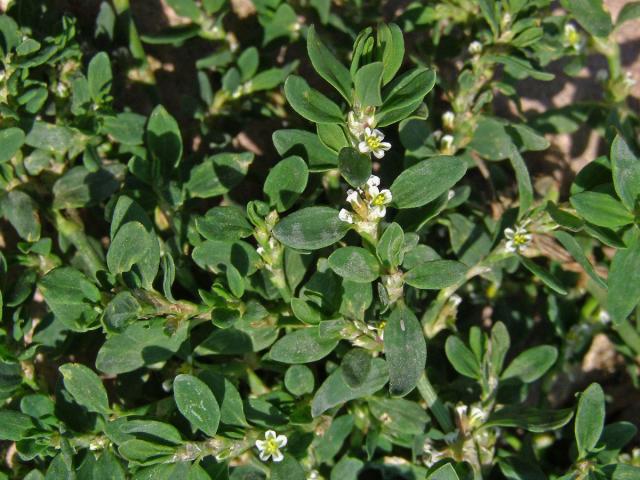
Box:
(417, 373, 454, 433)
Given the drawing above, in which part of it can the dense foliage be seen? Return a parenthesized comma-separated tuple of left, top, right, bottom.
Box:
(1, 0, 640, 478)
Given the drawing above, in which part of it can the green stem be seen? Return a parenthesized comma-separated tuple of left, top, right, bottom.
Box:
(417, 373, 454, 433)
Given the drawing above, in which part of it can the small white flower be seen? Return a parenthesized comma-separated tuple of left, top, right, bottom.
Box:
(598, 310, 611, 324)
(442, 111, 455, 131)
(255, 430, 287, 463)
(624, 71, 637, 88)
(501, 12, 512, 29)
(449, 294, 462, 307)
(338, 208, 355, 224)
(256, 246, 265, 257)
(358, 128, 391, 159)
(447, 189, 456, 201)
(596, 69, 609, 83)
(469, 406, 487, 427)
(440, 134, 455, 154)
(468, 41, 483, 55)
(368, 188, 392, 220)
(504, 222, 532, 254)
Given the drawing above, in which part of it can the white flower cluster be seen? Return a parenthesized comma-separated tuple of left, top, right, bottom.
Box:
(504, 220, 532, 254)
(255, 430, 287, 462)
(338, 175, 392, 232)
(348, 110, 392, 159)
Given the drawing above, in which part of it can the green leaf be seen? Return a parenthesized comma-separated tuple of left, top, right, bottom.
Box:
(59, 363, 110, 414)
(186, 152, 253, 198)
(341, 349, 372, 389)
(485, 55, 554, 81)
(103, 291, 140, 332)
(354, 62, 383, 107)
(377, 23, 404, 85)
(390, 156, 467, 209)
(237, 47, 259, 82)
(146, 105, 183, 177)
(273, 129, 338, 171)
(263, 156, 309, 212)
(284, 75, 344, 124)
(338, 147, 371, 188)
(445, 336, 481, 379)
(284, 365, 315, 396)
(270, 327, 339, 364)
(271, 456, 305, 480)
(608, 232, 640, 324)
(87, 52, 112, 102)
(575, 383, 605, 457)
(311, 358, 388, 417)
(404, 260, 467, 290)
(328, 247, 380, 283)
(427, 464, 460, 480)
(561, 0, 612, 37)
(199, 371, 248, 427)
(501, 345, 557, 383)
(107, 222, 154, 276)
(0, 127, 25, 163)
(192, 240, 259, 276)
(196, 206, 253, 241)
(571, 190, 634, 229)
(520, 257, 568, 295)
(617, 2, 640, 26)
(554, 231, 607, 289)
(39, 267, 101, 331)
(376, 222, 404, 269)
(0, 190, 40, 241)
(611, 135, 640, 211)
(307, 25, 351, 102)
(0, 410, 36, 440)
(52, 165, 122, 210)
(384, 305, 426, 396)
(489, 322, 510, 379)
(377, 68, 436, 127)
(273, 207, 351, 250)
(482, 406, 574, 432)
(96, 318, 189, 374)
(509, 147, 533, 219)
(173, 374, 221, 437)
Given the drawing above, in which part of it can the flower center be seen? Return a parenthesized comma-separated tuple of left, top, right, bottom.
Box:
(265, 438, 279, 454)
(372, 193, 386, 206)
(513, 233, 528, 246)
(366, 135, 381, 150)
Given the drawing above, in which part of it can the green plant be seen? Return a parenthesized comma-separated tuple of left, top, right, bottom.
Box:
(0, 0, 639, 479)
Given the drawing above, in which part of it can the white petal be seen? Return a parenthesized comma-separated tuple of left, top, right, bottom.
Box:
(358, 141, 370, 153)
(338, 209, 354, 224)
(373, 149, 385, 159)
(265, 430, 277, 440)
(505, 241, 516, 252)
(259, 451, 271, 461)
(272, 450, 284, 462)
(364, 127, 373, 137)
(370, 206, 386, 219)
(380, 141, 391, 150)
(504, 228, 514, 239)
(380, 190, 392, 203)
(276, 435, 288, 447)
(368, 185, 379, 198)
(255, 440, 266, 450)
(373, 128, 384, 139)
(346, 189, 359, 205)
(367, 175, 380, 187)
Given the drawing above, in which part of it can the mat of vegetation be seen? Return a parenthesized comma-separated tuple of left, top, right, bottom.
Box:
(1, 0, 640, 479)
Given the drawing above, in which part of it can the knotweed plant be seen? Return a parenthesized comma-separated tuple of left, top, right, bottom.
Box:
(0, 1, 639, 479)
